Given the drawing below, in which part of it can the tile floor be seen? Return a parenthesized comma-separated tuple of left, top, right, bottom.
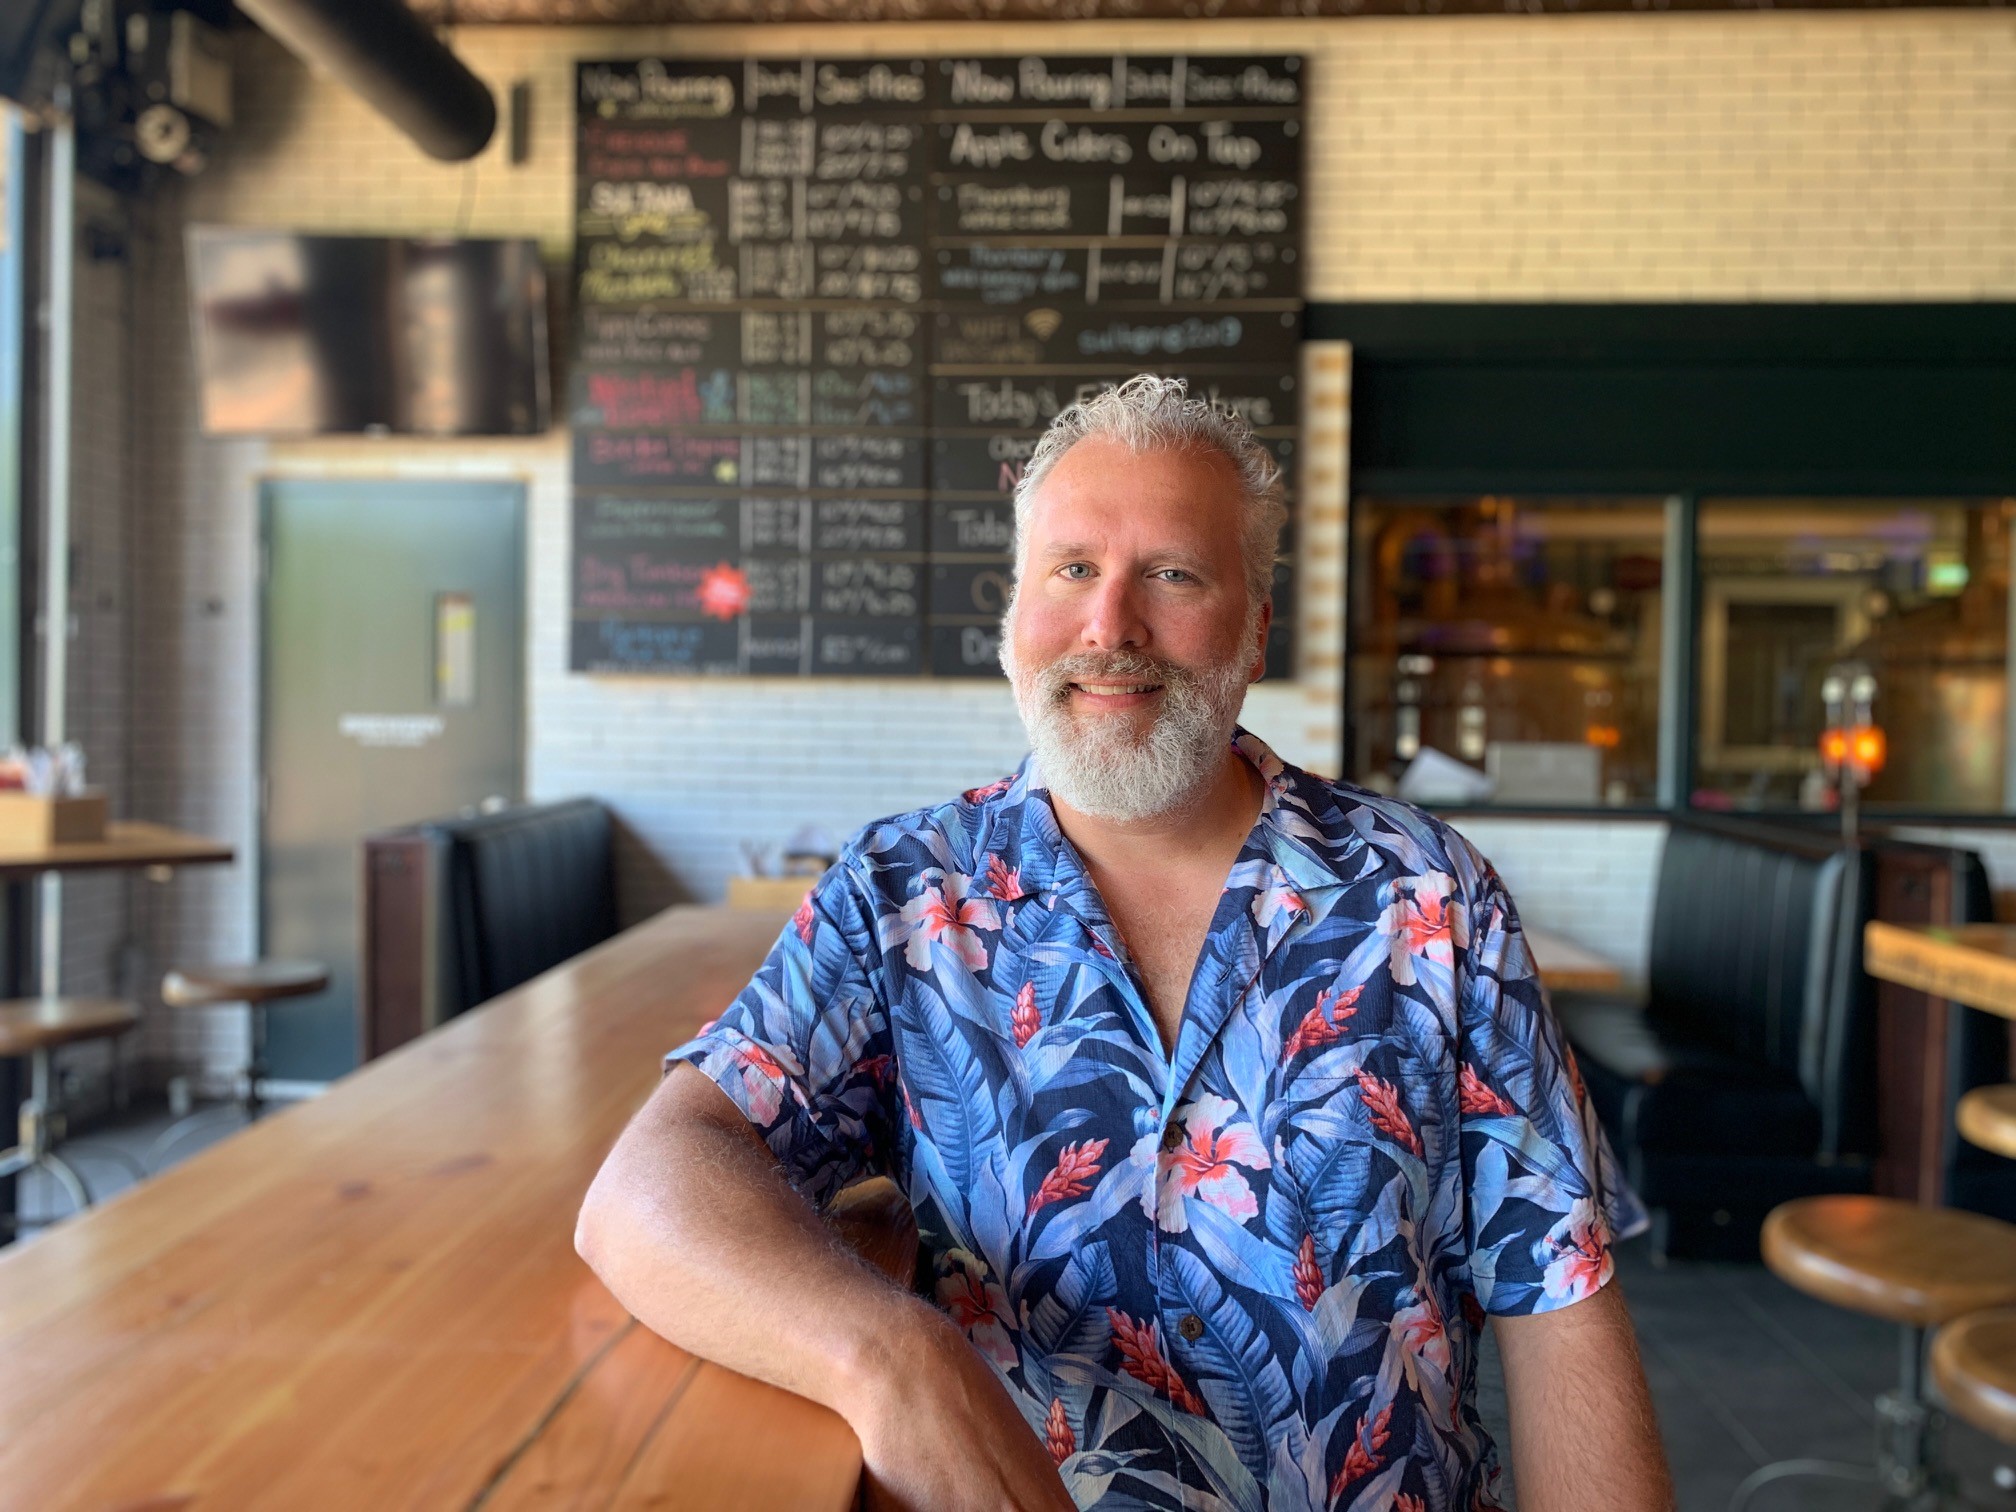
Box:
(12, 1112, 2016, 1511)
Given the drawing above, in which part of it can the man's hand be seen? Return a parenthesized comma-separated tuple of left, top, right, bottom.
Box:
(850, 1313, 1078, 1512)
(1494, 1280, 1675, 1511)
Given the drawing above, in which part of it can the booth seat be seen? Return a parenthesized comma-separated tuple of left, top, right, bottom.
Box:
(433, 798, 619, 1016)
(1558, 818, 2007, 1258)
(360, 798, 619, 1058)
(1557, 818, 1879, 1258)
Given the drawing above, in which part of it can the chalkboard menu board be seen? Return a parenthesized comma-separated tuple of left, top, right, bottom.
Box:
(570, 55, 1304, 678)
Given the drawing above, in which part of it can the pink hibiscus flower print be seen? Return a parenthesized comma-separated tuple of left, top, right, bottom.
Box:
(1010, 981, 1041, 1048)
(892, 871, 998, 973)
(1541, 1199, 1614, 1303)
(984, 853, 1025, 901)
(853, 1053, 896, 1089)
(1156, 1092, 1271, 1232)
(1392, 1294, 1452, 1392)
(1107, 1310, 1206, 1414)
(1458, 1063, 1517, 1117)
(791, 893, 817, 944)
(1379, 871, 1467, 987)
(1355, 1068, 1424, 1157)
(962, 774, 1015, 803)
(1044, 1398, 1074, 1465)
(1029, 1137, 1108, 1215)
(731, 1040, 790, 1125)
(937, 1249, 1018, 1373)
(1396, 1496, 1427, 1512)
(1282, 984, 1363, 1061)
(1254, 866, 1308, 930)
(1328, 1401, 1393, 1501)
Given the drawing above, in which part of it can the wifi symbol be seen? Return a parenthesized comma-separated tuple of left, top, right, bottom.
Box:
(1024, 308, 1063, 340)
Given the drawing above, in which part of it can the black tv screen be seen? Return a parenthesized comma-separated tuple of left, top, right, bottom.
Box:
(187, 229, 550, 437)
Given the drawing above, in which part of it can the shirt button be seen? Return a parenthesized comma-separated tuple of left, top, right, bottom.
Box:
(1178, 1313, 1204, 1342)
(1160, 1121, 1184, 1154)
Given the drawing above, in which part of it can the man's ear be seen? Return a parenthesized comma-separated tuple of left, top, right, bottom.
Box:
(1248, 597, 1274, 684)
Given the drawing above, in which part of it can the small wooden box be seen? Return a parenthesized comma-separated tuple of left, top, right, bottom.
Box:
(0, 791, 108, 847)
(726, 874, 822, 911)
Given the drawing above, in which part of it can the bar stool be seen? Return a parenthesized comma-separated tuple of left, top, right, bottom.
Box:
(0, 997, 143, 1227)
(1958, 1086, 2016, 1162)
(1732, 1195, 2016, 1510)
(146, 960, 328, 1172)
(1931, 1306, 2016, 1486)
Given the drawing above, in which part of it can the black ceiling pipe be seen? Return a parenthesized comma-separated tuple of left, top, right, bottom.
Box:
(235, 0, 496, 161)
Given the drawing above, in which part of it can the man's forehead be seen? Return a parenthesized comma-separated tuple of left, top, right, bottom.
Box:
(1037, 434, 1241, 491)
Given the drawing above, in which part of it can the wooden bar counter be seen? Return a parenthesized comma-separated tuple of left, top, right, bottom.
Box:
(1865, 920, 2016, 1022)
(0, 906, 863, 1512)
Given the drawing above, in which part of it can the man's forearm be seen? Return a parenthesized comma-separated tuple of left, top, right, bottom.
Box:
(573, 1064, 945, 1422)
(1496, 1282, 1676, 1511)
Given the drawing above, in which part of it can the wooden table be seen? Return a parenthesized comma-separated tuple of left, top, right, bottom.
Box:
(0, 820, 234, 880)
(0, 820, 236, 1214)
(1865, 921, 2016, 1022)
(1525, 925, 1624, 994)
(0, 905, 866, 1512)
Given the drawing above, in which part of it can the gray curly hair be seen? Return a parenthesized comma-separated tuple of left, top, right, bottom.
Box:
(1010, 373, 1288, 606)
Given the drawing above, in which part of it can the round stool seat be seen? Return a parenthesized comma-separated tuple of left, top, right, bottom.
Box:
(1931, 1306, 2016, 1445)
(1764, 1196, 2016, 1328)
(162, 960, 329, 1008)
(0, 997, 141, 1057)
(1957, 1085, 2016, 1162)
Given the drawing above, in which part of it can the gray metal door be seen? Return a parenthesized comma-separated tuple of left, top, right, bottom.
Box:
(261, 480, 525, 1082)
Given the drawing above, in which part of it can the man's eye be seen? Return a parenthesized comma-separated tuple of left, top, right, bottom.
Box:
(1157, 569, 1195, 584)
(1058, 563, 1092, 580)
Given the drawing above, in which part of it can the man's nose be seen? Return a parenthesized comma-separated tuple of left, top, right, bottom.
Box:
(1081, 575, 1148, 651)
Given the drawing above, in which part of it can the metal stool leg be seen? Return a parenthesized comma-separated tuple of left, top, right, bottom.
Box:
(1730, 1324, 1954, 1512)
(0, 1047, 98, 1232)
(56, 1140, 149, 1188)
(1730, 1459, 1876, 1512)
(144, 1103, 250, 1174)
(144, 1000, 270, 1174)
(34, 1151, 92, 1214)
(245, 1000, 267, 1122)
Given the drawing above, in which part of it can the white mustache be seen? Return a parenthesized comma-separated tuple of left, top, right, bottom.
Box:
(1036, 651, 1193, 705)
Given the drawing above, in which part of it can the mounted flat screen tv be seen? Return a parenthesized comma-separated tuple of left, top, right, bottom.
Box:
(188, 228, 550, 437)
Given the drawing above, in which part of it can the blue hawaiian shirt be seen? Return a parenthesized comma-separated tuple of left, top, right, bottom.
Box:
(668, 728, 1647, 1512)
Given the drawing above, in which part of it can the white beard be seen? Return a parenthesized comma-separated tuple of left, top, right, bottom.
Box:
(1002, 624, 1256, 825)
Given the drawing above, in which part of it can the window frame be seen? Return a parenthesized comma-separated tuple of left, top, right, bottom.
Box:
(1318, 302, 2016, 822)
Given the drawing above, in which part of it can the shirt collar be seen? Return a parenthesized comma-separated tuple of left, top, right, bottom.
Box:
(974, 726, 1355, 919)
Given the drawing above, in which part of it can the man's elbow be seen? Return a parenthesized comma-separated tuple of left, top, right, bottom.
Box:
(573, 1194, 602, 1269)
(573, 1159, 626, 1274)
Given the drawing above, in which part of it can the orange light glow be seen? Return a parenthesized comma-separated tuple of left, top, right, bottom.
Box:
(1849, 725, 1887, 774)
(1584, 724, 1622, 750)
(1819, 728, 1849, 766)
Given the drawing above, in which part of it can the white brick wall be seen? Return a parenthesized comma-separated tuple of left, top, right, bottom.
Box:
(75, 13, 2016, 1081)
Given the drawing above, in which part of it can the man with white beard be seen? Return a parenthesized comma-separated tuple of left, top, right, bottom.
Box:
(576, 376, 1675, 1512)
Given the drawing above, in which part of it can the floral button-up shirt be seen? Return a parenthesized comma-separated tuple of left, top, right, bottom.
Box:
(668, 729, 1646, 1512)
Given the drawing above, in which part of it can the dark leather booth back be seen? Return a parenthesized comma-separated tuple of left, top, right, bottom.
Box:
(1646, 819, 1873, 1159)
(428, 798, 617, 1016)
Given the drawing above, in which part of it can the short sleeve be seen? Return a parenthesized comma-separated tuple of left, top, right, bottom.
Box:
(664, 864, 897, 1209)
(1450, 851, 1649, 1317)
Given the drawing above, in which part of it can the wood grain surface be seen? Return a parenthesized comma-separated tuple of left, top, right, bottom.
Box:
(0, 820, 233, 878)
(0, 905, 872, 1512)
(1865, 921, 2016, 1022)
(1521, 926, 1624, 994)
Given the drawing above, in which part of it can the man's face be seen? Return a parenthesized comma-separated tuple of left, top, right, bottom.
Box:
(1002, 436, 1271, 822)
